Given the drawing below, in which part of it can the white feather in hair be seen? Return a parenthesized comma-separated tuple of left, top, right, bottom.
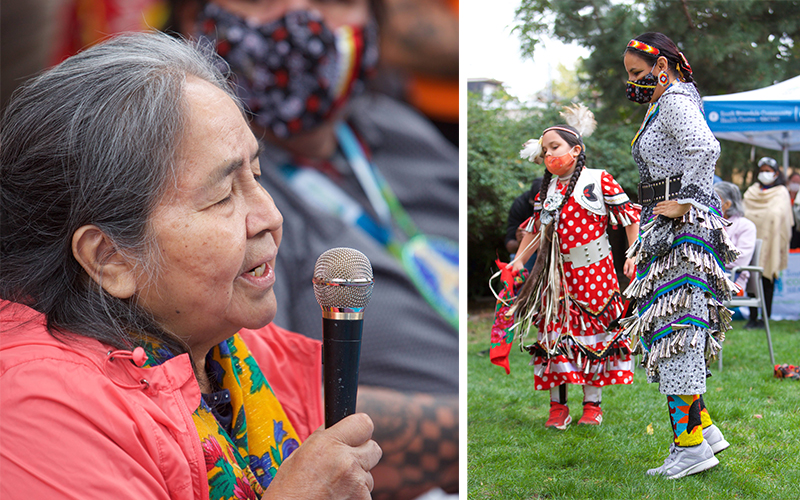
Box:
(560, 103, 597, 138)
(519, 137, 544, 164)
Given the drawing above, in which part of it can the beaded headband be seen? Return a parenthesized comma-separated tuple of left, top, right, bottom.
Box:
(627, 39, 660, 56)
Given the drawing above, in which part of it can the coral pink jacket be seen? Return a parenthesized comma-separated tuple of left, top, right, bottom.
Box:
(0, 300, 323, 498)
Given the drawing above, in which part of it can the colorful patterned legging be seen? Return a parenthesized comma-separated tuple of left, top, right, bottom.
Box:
(667, 394, 713, 446)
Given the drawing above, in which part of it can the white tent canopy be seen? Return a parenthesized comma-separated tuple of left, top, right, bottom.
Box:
(703, 75, 800, 171)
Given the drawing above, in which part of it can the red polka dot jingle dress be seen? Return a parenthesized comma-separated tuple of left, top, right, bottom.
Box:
(522, 168, 640, 390)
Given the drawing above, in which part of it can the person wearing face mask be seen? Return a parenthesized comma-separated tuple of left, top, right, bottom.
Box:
(495, 104, 640, 430)
(787, 171, 800, 249)
(787, 171, 800, 203)
(168, 1, 458, 498)
(622, 32, 739, 479)
(742, 157, 794, 328)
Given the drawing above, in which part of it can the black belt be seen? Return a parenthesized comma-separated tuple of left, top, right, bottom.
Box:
(638, 174, 682, 205)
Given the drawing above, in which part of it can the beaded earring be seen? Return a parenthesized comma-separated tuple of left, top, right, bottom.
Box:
(658, 71, 670, 86)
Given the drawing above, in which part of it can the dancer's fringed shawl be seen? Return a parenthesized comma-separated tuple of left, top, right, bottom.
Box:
(620, 207, 739, 376)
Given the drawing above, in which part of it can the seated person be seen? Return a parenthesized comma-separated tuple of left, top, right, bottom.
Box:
(715, 181, 757, 294)
(788, 170, 800, 249)
(377, 0, 459, 145)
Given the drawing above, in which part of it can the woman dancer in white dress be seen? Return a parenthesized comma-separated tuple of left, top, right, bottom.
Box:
(622, 32, 739, 479)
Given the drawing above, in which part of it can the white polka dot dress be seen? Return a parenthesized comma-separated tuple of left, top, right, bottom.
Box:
(622, 82, 738, 395)
(524, 169, 640, 389)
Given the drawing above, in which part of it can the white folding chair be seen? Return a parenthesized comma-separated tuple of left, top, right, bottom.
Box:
(719, 239, 775, 371)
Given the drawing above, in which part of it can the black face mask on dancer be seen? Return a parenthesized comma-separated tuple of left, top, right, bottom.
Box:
(626, 69, 657, 104)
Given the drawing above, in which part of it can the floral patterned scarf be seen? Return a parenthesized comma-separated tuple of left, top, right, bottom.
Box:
(140, 334, 301, 499)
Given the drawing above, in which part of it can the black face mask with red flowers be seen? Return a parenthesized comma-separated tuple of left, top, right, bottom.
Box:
(625, 70, 657, 104)
(197, 3, 379, 138)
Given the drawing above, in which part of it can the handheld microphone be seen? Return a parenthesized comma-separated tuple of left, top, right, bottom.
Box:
(312, 247, 373, 428)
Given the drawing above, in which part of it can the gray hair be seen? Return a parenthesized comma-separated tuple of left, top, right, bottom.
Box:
(714, 181, 744, 218)
(1, 31, 242, 354)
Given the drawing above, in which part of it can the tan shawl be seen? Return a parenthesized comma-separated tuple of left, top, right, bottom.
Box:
(743, 184, 794, 279)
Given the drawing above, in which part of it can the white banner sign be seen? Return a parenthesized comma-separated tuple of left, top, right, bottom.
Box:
(772, 252, 800, 321)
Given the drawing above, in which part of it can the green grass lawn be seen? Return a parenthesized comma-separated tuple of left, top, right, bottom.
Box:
(467, 309, 800, 500)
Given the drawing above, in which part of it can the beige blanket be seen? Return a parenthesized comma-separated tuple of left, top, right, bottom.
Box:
(743, 184, 794, 279)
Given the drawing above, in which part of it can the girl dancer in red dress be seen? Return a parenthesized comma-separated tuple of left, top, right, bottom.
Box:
(511, 104, 640, 429)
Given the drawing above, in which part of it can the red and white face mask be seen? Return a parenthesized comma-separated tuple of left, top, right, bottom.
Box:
(544, 151, 576, 177)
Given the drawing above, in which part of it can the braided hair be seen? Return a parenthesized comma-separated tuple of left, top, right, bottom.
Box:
(516, 125, 586, 312)
(626, 32, 697, 90)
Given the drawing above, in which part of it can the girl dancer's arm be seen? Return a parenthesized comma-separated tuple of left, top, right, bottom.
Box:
(511, 225, 540, 273)
(623, 222, 640, 279)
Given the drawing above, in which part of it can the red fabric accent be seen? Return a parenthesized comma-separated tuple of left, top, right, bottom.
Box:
(490, 342, 513, 375)
(0, 300, 323, 500)
(533, 361, 634, 389)
(489, 260, 523, 375)
(0, 300, 208, 498)
(496, 258, 517, 298)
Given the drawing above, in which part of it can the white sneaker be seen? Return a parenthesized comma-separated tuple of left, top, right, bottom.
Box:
(646, 441, 719, 479)
(703, 424, 730, 454)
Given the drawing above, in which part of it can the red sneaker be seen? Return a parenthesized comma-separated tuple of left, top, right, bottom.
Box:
(578, 402, 603, 425)
(545, 402, 572, 430)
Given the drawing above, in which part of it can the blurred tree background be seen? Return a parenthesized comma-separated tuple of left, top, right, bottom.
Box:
(467, 0, 800, 301)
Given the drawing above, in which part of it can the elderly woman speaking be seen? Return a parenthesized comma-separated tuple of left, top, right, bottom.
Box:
(0, 32, 380, 499)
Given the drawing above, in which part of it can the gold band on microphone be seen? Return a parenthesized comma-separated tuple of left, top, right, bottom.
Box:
(320, 310, 365, 321)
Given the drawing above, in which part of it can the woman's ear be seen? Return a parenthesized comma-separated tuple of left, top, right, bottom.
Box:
(657, 55, 670, 74)
(571, 144, 582, 158)
(72, 225, 138, 299)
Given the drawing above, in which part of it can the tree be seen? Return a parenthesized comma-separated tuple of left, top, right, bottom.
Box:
(513, 0, 800, 180)
(467, 90, 550, 299)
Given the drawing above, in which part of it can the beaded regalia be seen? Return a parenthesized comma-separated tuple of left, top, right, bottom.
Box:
(621, 81, 739, 394)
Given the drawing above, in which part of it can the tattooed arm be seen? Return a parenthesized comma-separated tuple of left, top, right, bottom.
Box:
(379, 0, 459, 78)
(357, 386, 458, 500)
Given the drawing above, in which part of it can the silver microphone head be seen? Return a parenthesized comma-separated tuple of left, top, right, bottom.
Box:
(313, 247, 373, 319)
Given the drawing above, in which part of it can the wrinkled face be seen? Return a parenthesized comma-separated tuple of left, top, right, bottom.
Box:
(719, 198, 732, 217)
(212, 0, 370, 29)
(135, 78, 283, 352)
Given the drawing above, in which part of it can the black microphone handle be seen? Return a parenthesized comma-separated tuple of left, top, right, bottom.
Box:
(322, 317, 363, 428)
